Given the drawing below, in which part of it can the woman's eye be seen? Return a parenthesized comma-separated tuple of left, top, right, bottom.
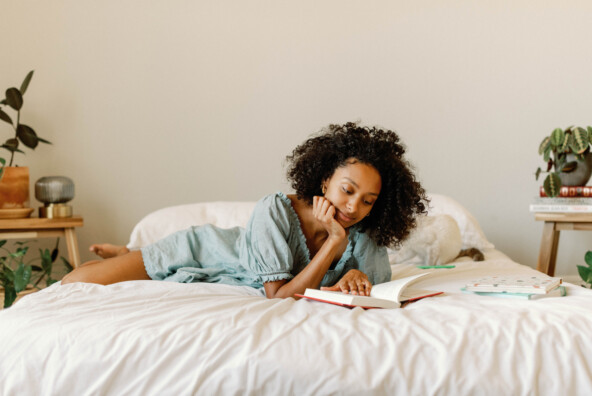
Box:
(364, 201, 374, 206)
(341, 187, 352, 194)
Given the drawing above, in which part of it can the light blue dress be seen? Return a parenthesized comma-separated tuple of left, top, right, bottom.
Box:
(141, 192, 391, 290)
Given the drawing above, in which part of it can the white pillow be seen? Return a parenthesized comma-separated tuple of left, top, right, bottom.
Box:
(127, 193, 493, 251)
(388, 214, 463, 266)
(426, 193, 494, 250)
(127, 201, 256, 249)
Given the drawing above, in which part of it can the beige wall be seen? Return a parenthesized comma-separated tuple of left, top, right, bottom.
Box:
(3, 1, 592, 276)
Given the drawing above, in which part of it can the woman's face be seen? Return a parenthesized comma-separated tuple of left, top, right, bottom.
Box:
(322, 159, 382, 228)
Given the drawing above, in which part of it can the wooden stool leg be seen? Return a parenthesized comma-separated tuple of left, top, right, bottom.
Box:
(64, 228, 81, 268)
(537, 221, 560, 276)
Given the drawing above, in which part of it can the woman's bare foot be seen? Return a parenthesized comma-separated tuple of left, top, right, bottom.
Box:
(89, 243, 129, 259)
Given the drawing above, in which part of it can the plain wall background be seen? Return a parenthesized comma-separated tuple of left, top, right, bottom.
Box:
(2, 1, 592, 277)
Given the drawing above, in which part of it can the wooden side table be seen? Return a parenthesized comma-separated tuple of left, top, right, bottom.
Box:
(534, 212, 592, 276)
(0, 216, 84, 268)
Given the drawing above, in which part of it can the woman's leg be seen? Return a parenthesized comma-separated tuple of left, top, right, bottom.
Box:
(61, 251, 150, 285)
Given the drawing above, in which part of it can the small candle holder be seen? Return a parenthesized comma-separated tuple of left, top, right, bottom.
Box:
(35, 176, 75, 218)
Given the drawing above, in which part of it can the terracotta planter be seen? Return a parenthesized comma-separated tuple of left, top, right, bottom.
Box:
(0, 166, 30, 209)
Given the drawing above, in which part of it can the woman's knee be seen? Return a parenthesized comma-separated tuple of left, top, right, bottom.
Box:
(61, 267, 97, 285)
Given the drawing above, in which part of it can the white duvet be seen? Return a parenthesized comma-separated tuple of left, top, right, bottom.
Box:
(1, 250, 592, 395)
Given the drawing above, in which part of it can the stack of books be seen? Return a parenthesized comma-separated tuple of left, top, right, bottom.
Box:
(462, 275, 565, 300)
(532, 185, 592, 213)
(539, 186, 592, 198)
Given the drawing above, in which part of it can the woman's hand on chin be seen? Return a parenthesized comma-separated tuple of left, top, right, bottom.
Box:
(312, 196, 346, 241)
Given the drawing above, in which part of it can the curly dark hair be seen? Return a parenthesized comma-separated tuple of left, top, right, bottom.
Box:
(285, 122, 428, 247)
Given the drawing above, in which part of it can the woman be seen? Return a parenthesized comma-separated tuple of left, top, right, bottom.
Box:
(62, 122, 427, 298)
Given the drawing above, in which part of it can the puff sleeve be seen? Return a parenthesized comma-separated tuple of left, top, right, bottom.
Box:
(240, 193, 302, 284)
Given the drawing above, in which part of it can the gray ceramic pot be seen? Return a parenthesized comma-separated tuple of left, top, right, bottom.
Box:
(559, 152, 592, 186)
(35, 176, 75, 204)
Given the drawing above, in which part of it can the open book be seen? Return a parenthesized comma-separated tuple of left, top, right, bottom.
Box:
(295, 273, 443, 309)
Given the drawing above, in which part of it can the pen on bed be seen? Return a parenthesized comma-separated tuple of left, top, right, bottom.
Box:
(417, 265, 456, 269)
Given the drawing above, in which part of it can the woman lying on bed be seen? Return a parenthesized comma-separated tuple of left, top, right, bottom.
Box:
(62, 122, 428, 298)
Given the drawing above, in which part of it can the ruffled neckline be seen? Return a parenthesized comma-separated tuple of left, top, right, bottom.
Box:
(276, 191, 355, 273)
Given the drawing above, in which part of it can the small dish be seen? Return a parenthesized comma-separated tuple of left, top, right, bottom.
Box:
(0, 208, 34, 219)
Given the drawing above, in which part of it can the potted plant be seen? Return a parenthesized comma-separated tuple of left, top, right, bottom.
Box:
(535, 126, 592, 197)
(579, 251, 592, 289)
(0, 239, 72, 308)
(0, 70, 52, 210)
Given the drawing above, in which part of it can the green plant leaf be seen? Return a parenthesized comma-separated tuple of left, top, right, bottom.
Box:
(585, 250, 592, 267)
(20, 70, 34, 95)
(577, 265, 592, 285)
(535, 167, 542, 180)
(5, 88, 23, 111)
(61, 257, 73, 273)
(40, 248, 52, 272)
(543, 146, 551, 162)
(0, 108, 12, 125)
(561, 161, 578, 173)
(3, 286, 17, 308)
(13, 263, 31, 293)
(1, 144, 25, 154)
(31, 265, 43, 272)
(550, 128, 564, 147)
(3, 138, 19, 151)
(570, 127, 589, 154)
(0, 240, 6, 248)
(36, 136, 52, 145)
(588, 126, 592, 145)
(539, 136, 551, 155)
(16, 124, 39, 149)
(560, 134, 571, 153)
(543, 173, 562, 197)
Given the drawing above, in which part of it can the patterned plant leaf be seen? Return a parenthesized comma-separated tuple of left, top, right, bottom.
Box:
(550, 128, 564, 147)
(560, 134, 571, 153)
(543, 172, 562, 197)
(539, 136, 551, 155)
(570, 127, 589, 154)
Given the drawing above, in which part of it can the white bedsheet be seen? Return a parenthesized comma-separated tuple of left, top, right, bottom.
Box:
(1, 250, 591, 395)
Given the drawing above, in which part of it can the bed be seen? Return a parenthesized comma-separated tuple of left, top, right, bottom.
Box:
(1, 194, 591, 395)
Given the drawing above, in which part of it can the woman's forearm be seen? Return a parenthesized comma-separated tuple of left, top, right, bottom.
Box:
(265, 236, 344, 299)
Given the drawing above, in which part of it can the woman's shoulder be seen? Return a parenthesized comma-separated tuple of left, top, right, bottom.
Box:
(249, 192, 298, 226)
(255, 191, 292, 211)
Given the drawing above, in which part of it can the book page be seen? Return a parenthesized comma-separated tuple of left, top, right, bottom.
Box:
(370, 273, 432, 302)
